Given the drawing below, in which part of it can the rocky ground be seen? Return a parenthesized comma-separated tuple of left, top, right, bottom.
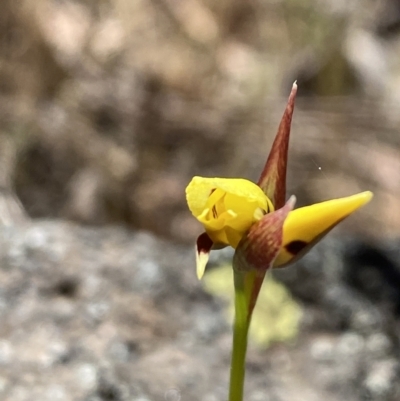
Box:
(0, 221, 399, 401)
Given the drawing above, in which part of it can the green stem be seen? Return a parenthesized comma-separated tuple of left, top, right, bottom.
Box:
(228, 283, 250, 401)
(229, 270, 265, 401)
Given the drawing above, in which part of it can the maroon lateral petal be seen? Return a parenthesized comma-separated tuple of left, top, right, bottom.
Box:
(195, 232, 213, 279)
(257, 82, 297, 209)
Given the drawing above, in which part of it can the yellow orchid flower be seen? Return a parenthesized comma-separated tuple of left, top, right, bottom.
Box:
(185, 82, 373, 279)
(187, 176, 372, 277)
(185, 82, 373, 401)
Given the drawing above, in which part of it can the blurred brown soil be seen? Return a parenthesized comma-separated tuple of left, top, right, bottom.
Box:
(1, 0, 400, 242)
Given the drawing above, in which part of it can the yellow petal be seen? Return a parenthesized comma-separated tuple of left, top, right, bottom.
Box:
(273, 191, 373, 267)
(186, 176, 271, 217)
(186, 176, 274, 248)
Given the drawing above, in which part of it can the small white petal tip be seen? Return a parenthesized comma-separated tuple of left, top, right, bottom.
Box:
(287, 195, 297, 209)
(196, 250, 209, 280)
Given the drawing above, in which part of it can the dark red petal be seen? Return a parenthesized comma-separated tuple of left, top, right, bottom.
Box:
(257, 82, 297, 209)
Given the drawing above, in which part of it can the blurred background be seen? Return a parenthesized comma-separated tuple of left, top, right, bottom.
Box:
(2, 0, 400, 241)
(2, 0, 400, 400)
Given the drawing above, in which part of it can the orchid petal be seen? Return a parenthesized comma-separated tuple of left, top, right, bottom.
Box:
(273, 191, 373, 267)
(186, 176, 271, 217)
(196, 232, 213, 279)
(186, 176, 273, 249)
(257, 82, 297, 208)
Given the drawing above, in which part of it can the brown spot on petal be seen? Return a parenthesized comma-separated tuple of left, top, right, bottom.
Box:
(285, 240, 308, 255)
(197, 232, 213, 255)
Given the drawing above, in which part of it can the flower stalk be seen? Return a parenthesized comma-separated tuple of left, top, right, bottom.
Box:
(229, 269, 266, 401)
(229, 270, 250, 401)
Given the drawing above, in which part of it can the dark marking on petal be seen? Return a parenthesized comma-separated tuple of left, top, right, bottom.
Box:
(197, 232, 213, 254)
(285, 240, 308, 255)
(209, 188, 218, 218)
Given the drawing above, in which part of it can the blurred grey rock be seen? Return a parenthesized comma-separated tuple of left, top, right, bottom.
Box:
(0, 222, 400, 400)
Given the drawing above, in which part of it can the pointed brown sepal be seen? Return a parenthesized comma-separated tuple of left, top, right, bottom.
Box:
(257, 82, 297, 209)
(196, 232, 213, 279)
(233, 196, 296, 273)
